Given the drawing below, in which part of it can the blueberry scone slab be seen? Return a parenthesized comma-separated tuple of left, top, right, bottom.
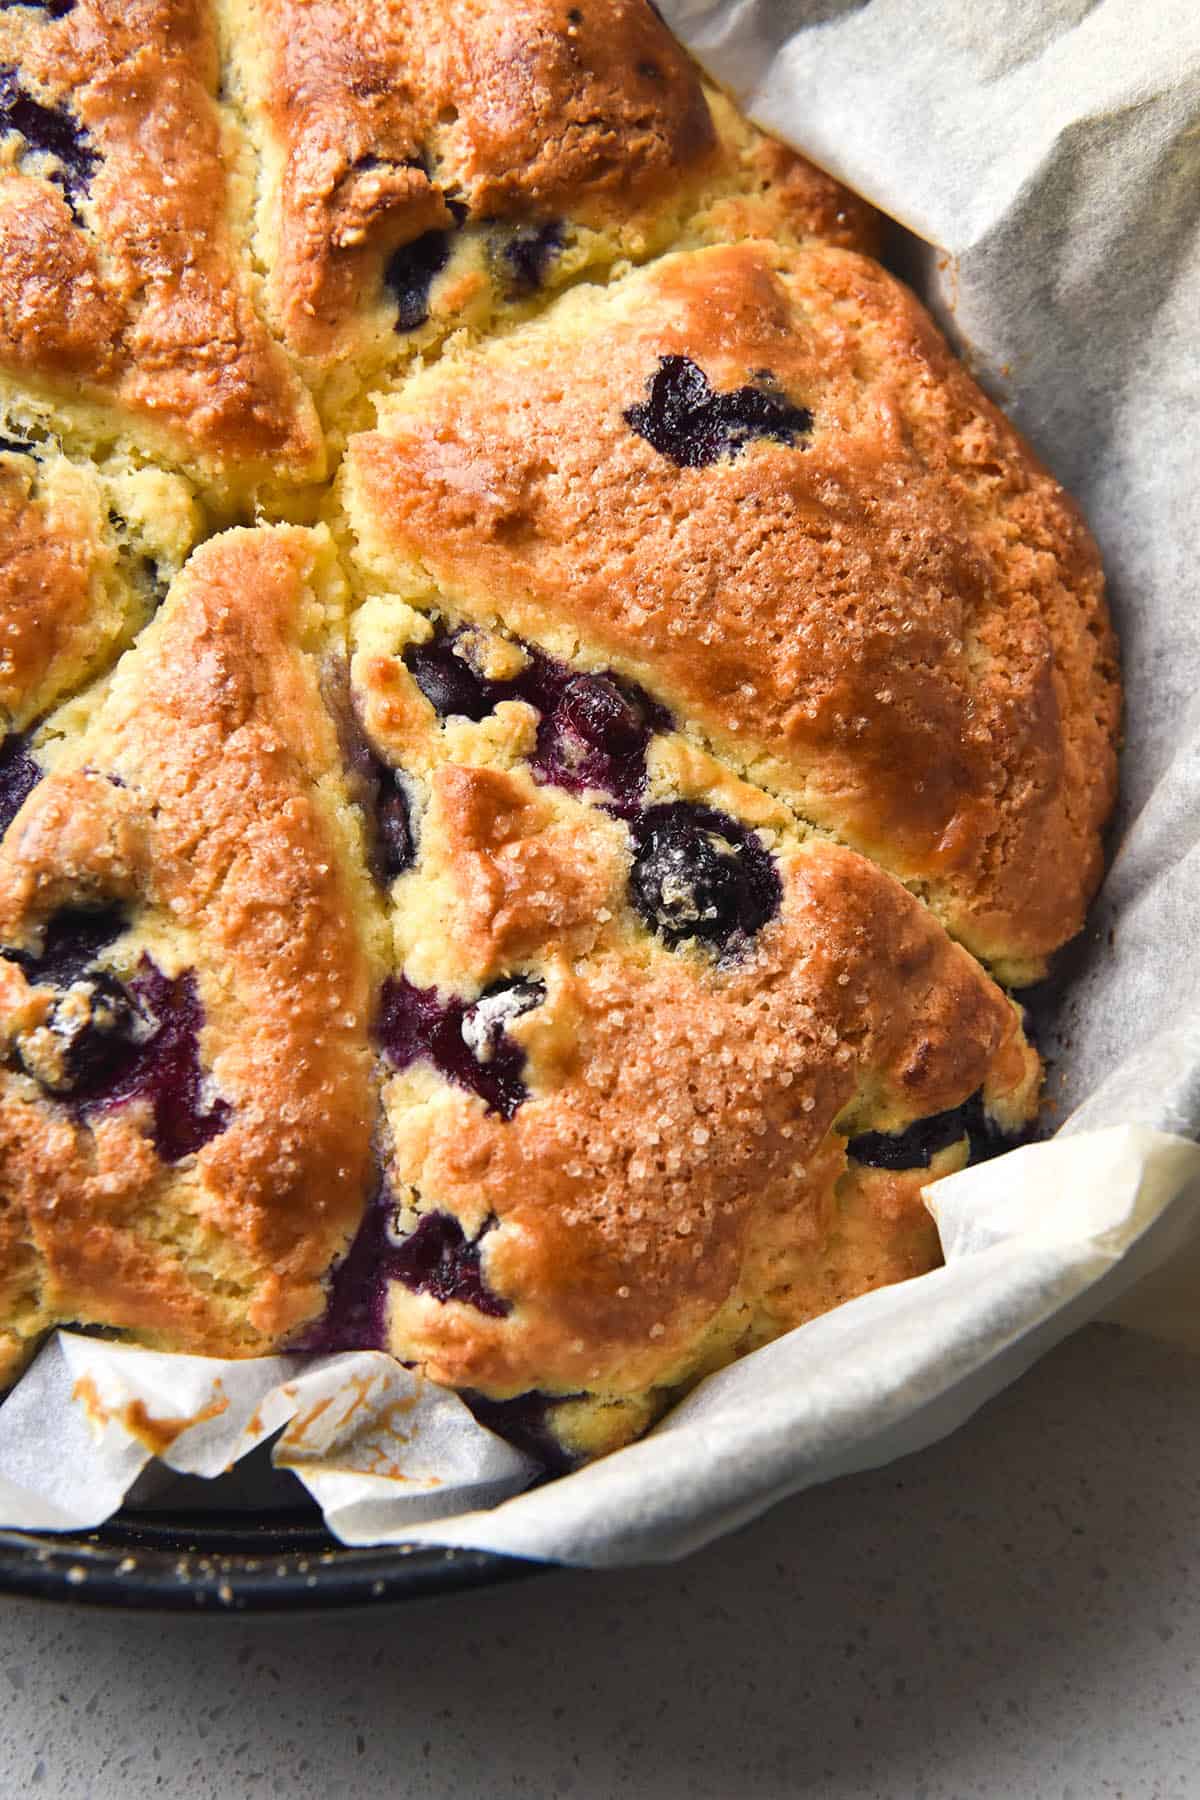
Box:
(0, 524, 381, 1385)
(0, 0, 322, 506)
(293, 594, 1042, 1463)
(216, 0, 876, 429)
(342, 238, 1120, 983)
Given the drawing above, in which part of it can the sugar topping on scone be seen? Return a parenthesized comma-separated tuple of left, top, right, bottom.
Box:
(218, 0, 876, 427)
(0, 0, 322, 504)
(0, 524, 380, 1385)
(0, 3, 1120, 1467)
(342, 239, 1119, 983)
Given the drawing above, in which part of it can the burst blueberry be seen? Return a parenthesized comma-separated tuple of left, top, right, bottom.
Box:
(376, 973, 544, 1120)
(624, 355, 813, 469)
(386, 228, 452, 332)
(0, 65, 99, 220)
(629, 802, 781, 951)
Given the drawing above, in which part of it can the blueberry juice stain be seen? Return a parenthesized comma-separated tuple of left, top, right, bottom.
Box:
(2, 906, 230, 1162)
(404, 623, 670, 813)
(629, 801, 781, 955)
(376, 972, 544, 1120)
(296, 1197, 510, 1354)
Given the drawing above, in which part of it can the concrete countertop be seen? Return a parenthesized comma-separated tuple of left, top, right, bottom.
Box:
(0, 1323, 1196, 1799)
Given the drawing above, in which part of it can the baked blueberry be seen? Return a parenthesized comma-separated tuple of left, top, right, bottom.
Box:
(406, 624, 670, 807)
(0, 66, 99, 219)
(389, 1211, 511, 1317)
(0, 0, 76, 16)
(90, 961, 231, 1164)
(462, 1389, 579, 1474)
(404, 629, 503, 720)
(3, 902, 127, 985)
(503, 221, 564, 296)
(624, 354, 813, 468)
(0, 733, 41, 837)
(846, 1091, 1032, 1170)
(385, 228, 453, 331)
(376, 973, 544, 1119)
(629, 802, 781, 950)
(13, 970, 140, 1097)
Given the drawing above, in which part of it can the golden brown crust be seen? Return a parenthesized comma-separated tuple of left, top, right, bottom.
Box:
(0, 0, 321, 491)
(381, 836, 1037, 1402)
(0, 5, 1117, 1463)
(345, 240, 1119, 976)
(0, 526, 377, 1369)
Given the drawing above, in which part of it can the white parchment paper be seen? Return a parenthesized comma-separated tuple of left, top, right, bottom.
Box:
(2, 0, 1199, 1566)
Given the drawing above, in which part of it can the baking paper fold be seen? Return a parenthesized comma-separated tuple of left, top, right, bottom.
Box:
(2, 0, 1200, 1565)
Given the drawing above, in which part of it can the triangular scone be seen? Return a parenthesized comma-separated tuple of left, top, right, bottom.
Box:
(0, 0, 322, 505)
(0, 438, 199, 746)
(219, 0, 876, 426)
(0, 525, 380, 1383)
(310, 613, 1038, 1459)
(341, 239, 1120, 983)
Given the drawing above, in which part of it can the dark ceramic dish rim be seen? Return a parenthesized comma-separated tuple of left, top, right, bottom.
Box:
(0, 1514, 538, 1612)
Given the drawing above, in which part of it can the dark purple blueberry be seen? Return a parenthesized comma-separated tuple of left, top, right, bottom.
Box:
(556, 674, 646, 758)
(376, 974, 544, 1120)
(294, 1189, 510, 1354)
(0, 66, 99, 221)
(629, 802, 781, 952)
(0, 732, 41, 837)
(389, 1211, 510, 1318)
(13, 969, 138, 1097)
(462, 1389, 580, 1475)
(405, 623, 671, 809)
(0, 433, 35, 455)
(84, 959, 230, 1163)
(375, 782, 415, 877)
(385, 228, 452, 331)
(531, 672, 667, 812)
(292, 1184, 398, 1353)
(503, 220, 564, 297)
(623, 355, 813, 469)
(846, 1090, 1034, 1171)
(319, 661, 418, 882)
(404, 631, 502, 720)
(3, 902, 127, 986)
(0, 0, 76, 15)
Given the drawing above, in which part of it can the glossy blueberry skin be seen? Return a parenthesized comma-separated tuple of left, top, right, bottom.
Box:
(624, 355, 813, 469)
(376, 974, 544, 1121)
(405, 625, 670, 812)
(0, 65, 99, 220)
(462, 1389, 579, 1475)
(629, 801, 781, 953)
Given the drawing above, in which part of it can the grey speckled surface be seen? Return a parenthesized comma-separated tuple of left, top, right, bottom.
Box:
(0, 1324, 1197, 1800)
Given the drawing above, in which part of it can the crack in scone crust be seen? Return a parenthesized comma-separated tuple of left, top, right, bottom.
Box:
(0, 0, 1117, 1461)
